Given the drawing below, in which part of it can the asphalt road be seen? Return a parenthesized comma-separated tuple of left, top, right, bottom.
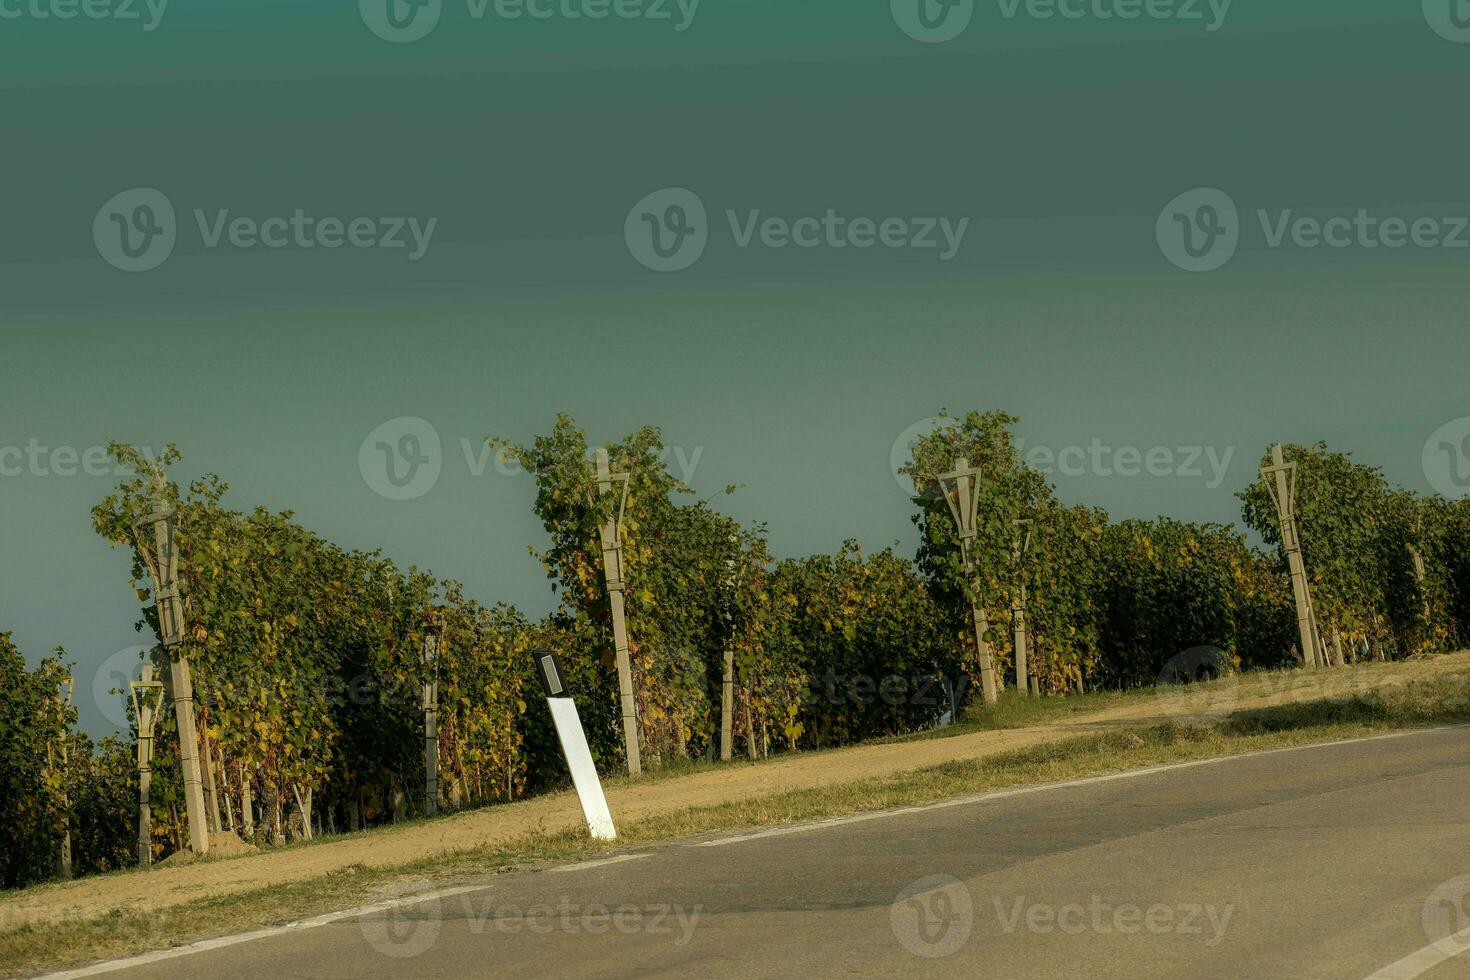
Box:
(68, 727, 1470, 980)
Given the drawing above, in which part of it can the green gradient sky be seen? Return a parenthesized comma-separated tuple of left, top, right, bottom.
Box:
(3, 0, 1468, 735)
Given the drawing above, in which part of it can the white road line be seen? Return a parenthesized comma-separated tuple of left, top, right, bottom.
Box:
(32, 885, 487, 980)
(549, 853, 652, 872)
(696, 725, 1467, 847)
(33, 854, 656, 980)
(1364, 933, 1470, 979)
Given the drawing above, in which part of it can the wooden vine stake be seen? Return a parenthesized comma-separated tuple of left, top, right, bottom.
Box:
(217, 741, 234, 833)
(719, 644, 735, 762)
(200, 714, 221, 834)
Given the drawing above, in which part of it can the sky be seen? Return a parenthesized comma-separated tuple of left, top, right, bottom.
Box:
(3, 0, 1469, 737)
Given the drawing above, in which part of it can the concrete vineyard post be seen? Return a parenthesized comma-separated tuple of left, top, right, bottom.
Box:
(239, 764, 254, 840)
(129, 664, 166, 866)
(1012, 519, 1033, 697)
(51, 678, 74, 881)
(135, 495, 210, 855)
(422, 626, 440, 817)
(1013, 589, 1028, 696)
(167, 649, 209, 853)
(1261, 445, 1323, 669)
(720, 647, 734, 762)
(594, 447, 641, 776)
(743, 696, 759, 760)
(718, 534, 747, 764)
(936, 457, 999, 706)
(1411, 545, 1431, 624)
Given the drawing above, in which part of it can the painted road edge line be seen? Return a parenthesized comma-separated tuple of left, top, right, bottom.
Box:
(696, 724, 1469, 847)
(549, 853, 652, 873)
(1363, 930, 1470, 980)
(33, 853, 656, 980)
(32, 885, 488, 980)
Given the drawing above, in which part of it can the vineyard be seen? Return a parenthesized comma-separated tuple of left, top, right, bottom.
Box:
(4, 410, 1469, 891)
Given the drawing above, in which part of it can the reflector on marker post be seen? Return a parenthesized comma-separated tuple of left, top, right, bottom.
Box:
(535, 648, 616, 841)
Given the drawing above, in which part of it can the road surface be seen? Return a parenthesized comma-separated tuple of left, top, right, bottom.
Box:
(55, 727, 1470, 980)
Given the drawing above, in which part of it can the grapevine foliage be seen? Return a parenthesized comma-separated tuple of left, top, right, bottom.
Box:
(6, 416, 1470, 889)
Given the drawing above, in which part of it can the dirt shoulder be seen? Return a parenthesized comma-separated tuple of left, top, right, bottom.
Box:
(5, 652, 1464, 930)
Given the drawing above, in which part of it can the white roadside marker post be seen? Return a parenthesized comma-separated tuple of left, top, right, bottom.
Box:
(535, 648, 617, 841)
